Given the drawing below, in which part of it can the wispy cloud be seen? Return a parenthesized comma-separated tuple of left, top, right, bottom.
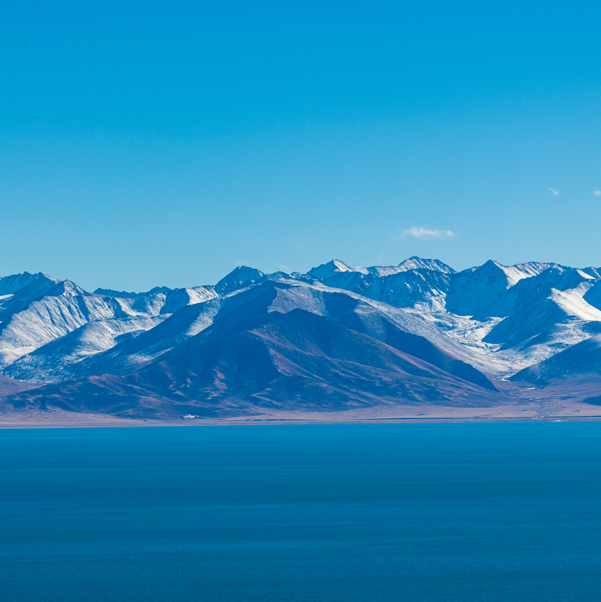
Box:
(546, 187, 559, 195)
(401, 227, 454, 239)
(594, 190, 601, 196)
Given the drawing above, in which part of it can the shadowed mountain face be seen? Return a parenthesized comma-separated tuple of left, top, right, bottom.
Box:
(126, 308, 497, 409)
(3, 256, 601, 419)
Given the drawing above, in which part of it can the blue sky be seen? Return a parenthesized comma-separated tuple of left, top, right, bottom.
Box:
(1, 1, 600, 291)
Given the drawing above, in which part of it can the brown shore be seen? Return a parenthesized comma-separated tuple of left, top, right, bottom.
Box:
(2, 397, 601, 428)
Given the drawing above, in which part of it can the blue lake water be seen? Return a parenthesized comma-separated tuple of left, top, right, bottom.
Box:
(1, 422, 601, 601)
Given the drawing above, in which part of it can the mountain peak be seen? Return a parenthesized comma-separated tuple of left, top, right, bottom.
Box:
(0, 272, 50, 296)
(306, 259, 364, 280)
(461, 260, 529, 288)
(215, 266, 265, 295)
(397, 257, 456, 274)
(477, 260, 549, 288)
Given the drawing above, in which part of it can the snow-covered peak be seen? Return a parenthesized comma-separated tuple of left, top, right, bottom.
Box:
(461, 260, 566, 289)
(0, 272, 47, 296)
(397, 257, 456, 274)
(494, 263, 530, 288)
(350, 258, 455, 278)
(306, 260, 359, 280)
(0, 272, 59, 299)
(53, 280, 87, 297)
(215, 266, 265, 295)
(94, 285, 218, 317)
(310, 257, 456, 281)
(1, 274, 61, 307)
(460, 260, 543, 289)
(458, 260, 509, 281)
(363, 265, 404, 277)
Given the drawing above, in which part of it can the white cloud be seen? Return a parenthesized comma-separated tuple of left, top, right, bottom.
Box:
(547, 187, 559, 195)
(593, 190, 601, 196)
(401, 226, 454, 239)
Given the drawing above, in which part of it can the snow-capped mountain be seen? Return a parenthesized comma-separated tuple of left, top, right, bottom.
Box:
(94, 285, 217, 315)
(0, 274, 217, 372)
(5, 280, 500, 418)
(2, 256, 601, 419)
(306, 258, 601, 375)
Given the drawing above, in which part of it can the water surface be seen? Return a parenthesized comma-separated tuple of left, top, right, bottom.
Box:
(1, 422, 600, 601)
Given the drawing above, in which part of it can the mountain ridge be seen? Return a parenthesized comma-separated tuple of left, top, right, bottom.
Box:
(2, 256, 601, 420)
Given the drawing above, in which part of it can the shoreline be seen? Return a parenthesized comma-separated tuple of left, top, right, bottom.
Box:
(2, 399, 601, 428)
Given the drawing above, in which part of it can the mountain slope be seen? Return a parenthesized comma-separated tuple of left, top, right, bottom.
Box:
(511, 334, 601, 385)
(0, 279, 128, 367)
(0, 273, 218, 372)
(365, 269, 451, 311)
(61, 279, 490, 381)
(122, 307, 499, 410)
(5, 297, 502, 418)
(0, 374, 34, 398)
(3, 315, 165, 383)
(95, 285, 217, 315)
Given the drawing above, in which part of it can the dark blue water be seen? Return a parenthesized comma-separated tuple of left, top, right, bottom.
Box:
(1, 423, 600, 601)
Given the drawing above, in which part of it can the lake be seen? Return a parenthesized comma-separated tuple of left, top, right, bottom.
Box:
(1, 422, 600, 601)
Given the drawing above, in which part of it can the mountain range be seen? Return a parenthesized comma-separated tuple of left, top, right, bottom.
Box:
(2, 257, 601, 420)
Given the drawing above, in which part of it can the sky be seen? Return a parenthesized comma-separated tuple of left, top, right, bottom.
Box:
(1, 0, 600, 292)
